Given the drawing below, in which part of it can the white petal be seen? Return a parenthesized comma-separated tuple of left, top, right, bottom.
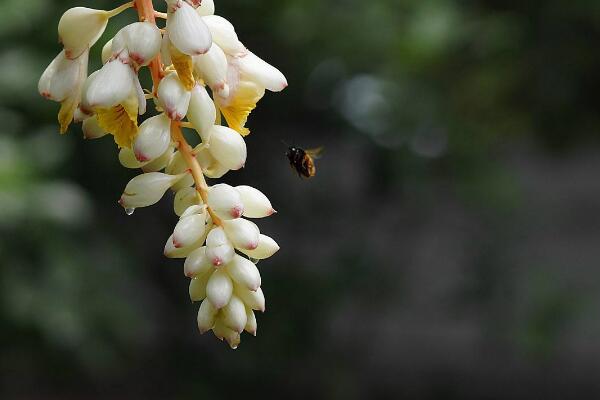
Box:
(239, 51, 287, 92)
(226, 254, 261, 292)
(189, 272, 210, 301)
(174, 187, 201, 216)
(184, 246, 214, 278)
(222, 218, 260, 250)
(173, 213, 207, 248)
(197, 298, 217, 333)
(59, 7, 109, 59)
(235, 185, 275, 218)
(245, 307, 257, 336)
(119, 147, 147, 169)
(82, 116, 107, 139)
(167, 0, 212, 56)
(202, 15, 246, 57)
(207, 183, 244, 220)
(133, 114, 171, 162)
(164, 233, 203, 258)
(113, 22, 162, 67)
(240, 234, 280, 260)
(38, 50, 88, 102)
(206, 269, 233, 309)
(187, 84, 217, 142)
(157, 72, 191, 120)
(208, 125, 247, 170)
(84, 53, 135, 109)
(205, 227, 235, 266)
(119, 172, 186, 209)
(141, 146, 174, 173)
(235, 285, 265, 312)
(193, 43, 228, 93)
(195, 146, 229, 179)
(196, 0, 215, 16)
(221, 295, 247, 333)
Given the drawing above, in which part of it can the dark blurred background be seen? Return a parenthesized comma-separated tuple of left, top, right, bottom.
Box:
(2, 0, 600, 398)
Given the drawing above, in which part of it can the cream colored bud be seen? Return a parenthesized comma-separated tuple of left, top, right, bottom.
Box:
(38, 50, 88, 102)
(141, 147, 174, 173)
(222, 218, 260, 250)
(244, 307, 257, 336)
(82, 116, 107, 139)
(205, 227, 235, 266)
(221, 295, 247, 333)
(196, 0, 215, 16)
(133, 114, 171, 162)
(208, 125, 247, 171)
(58, 7, 109, 59)
(202, 15, 246, 57)
(119, 148, 147, 169)
(160, 32, 173, 66)
(235, 185, 275, 218)
(195, 146, 229, 179)
(167, 0, 212, 56)
(119, 172, 186, 209)
(206, 269, 233, 309)
(157, 72, 191, 120)
(207, 183, 244, 220)
(226, 254, 261, 292)
(101, 39, 113, 64)
(84, 52, 135, 109)
(166, 151, 195, 191)
(173, 213, 207, 248)
(184, 246, 213, 278)
(174, 187, 201, 216)
(193, 43, 228, 95)
(187, 84, 216, 142)
(240, 234, 280, 260)
(212, 320, 240, 349)
(197, 298, 217, 333)
(239, 51, 288, 92)
(235, 285, 265, 312)
(112, 22, 162, 68)
(189, 272, 210, 301)
(164, 233, 204, 258)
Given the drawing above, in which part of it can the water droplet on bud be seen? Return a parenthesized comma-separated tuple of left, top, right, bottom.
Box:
(125, 207, 135, 216)
(249, 257, 260, 264)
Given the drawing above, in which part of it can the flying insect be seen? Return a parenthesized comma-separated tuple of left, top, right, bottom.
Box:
(286, 146, 323, 178)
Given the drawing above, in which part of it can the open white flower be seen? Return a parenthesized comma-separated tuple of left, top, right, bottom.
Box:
(166, 0, 212, 56)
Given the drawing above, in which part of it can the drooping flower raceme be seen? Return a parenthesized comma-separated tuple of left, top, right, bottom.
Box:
(39, 0, 286, 349)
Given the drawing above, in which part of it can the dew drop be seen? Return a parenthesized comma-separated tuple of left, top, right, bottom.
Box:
(250, 257, 260, 264)
(125, 207, 135, 216)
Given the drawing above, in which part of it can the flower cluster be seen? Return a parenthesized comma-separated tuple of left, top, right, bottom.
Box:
(38, 0, 286, 349)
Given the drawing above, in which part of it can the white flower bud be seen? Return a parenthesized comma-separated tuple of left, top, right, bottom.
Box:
(226, 254, 261, 292)
(221, 295, 247, 333)
(207, 183, 244, 220)
(187, 85, 216, 142)
(141, 146, 174, 173)
(245, 307, 257, 336)
(112, 22, 162, 68)
(196, 0, 215, 16)
(174, 187, 201, 216)
(132, 114, 171, 162)
(208, 125, 247, 170)
(212, 320, 240, 349)
(240, 234, 280, 260)
(39, 50, 88, 103)
(82, 116, 107, 139)
(205, 227, 235, 266)
(157, 72, 191, 120)
(165, 151, 195, 191)
(164, 233, 203, 258)
(193, 44, 228, 95)
(119, 148, 146, 169)
(184, 246, 214, 278)
(197, 298, 217, 333)
(58, 7, 109, 59)
(206, 269, 233, 309)
(119, 172, 186, 209)
(84, 52, 136, 109)
(235, 185, 275, 218)
(222, 218, 260, 250)
(235, 285, 265, 312)
(181, 204, 205, 218)
(202, 15, 246, 57)
(239, 51, 288, 92)
(189, 272, 210, 301)
(195, 146, 229, 179)
(101, 39, 113, 64)
(166, 0, 212, 56)
(173, 213, 207, 248)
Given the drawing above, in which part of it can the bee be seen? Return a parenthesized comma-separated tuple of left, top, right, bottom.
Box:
(286, 145, 323, 178)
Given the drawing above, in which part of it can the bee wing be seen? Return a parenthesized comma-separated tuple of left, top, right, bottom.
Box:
(305, 146, 324, 159)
